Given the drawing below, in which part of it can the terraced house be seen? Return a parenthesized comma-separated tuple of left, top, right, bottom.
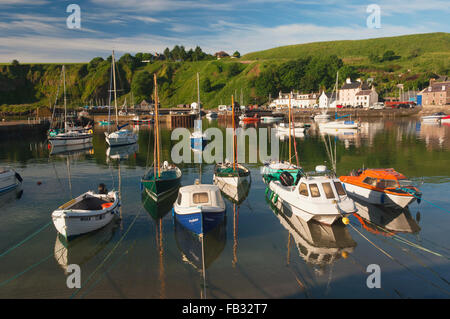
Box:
(338, 78, 378, 107)
(419, 78, 450, 106)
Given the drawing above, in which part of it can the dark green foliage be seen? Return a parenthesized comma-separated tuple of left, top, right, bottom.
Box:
(382, 50, 400, 62)
(131, 71, 153, 103)
(201, 77, 212, 92)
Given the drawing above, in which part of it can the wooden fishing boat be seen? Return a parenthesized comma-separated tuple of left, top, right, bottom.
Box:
(268, 165, 357, 225)
(141, 74, 182, 201)
(0, 167, 22, 194)
(214, 95, 251, 191)
(339, 168, 421, 208)
(173, 182, 226, 235)
(52, 190, 120, 239)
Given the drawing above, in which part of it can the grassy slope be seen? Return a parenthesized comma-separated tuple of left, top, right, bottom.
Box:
(1, 33, 449, 112)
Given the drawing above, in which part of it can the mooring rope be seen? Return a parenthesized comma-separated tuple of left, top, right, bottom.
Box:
(0, 221, 52, 259)
(398, 187, 450, 214)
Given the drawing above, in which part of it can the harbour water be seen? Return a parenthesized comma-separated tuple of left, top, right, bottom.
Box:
(0, 118, 449, 298)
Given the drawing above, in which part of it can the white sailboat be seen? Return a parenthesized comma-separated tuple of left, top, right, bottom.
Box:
(190, 73, 207, 150)
(49, 65, 93, 147)
(105, 51, 138, 147)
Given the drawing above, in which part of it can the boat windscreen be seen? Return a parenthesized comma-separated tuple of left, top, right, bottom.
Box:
(398, 179, 413, 187)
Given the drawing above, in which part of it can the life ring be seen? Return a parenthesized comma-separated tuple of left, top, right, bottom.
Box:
(88, 129, 93, 134)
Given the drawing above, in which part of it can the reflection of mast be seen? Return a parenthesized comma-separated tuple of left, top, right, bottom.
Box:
(232, 204, 239, 267)
(118, 161, 123, 229)
(67, 156, 72, 199)
(156, 218, 165, 298)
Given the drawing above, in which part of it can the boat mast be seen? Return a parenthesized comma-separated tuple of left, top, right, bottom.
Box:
(112, 51, 119, 127)
(288, 93, 292, 164)
(63, 65, 67, 130)
(197, 72, 201, 120)
(154, 73, 160, 178)
(232, 95, 236, 171)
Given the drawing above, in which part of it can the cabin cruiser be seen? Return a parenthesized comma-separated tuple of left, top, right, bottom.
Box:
(339, 168, 421, 208)
(267, 165, 357, 225)
(173, 181, 226, 235)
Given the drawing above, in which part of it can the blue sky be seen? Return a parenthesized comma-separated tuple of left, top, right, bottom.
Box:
(0, 0, 448, 62)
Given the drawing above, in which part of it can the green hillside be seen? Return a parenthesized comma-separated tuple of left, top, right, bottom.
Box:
(1, 33, 449, 113)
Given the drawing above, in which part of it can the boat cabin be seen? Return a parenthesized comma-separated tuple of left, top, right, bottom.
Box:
(176, 184, 225, 209)
(342, 168, 413, 189)
(295, 177, 348, 201)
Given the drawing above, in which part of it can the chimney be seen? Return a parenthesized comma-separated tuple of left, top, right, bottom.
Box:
(346, 78, 351, 84)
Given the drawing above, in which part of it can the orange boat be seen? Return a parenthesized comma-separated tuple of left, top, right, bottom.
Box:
(339, 168, 421, 208)
(242, 115, 260, 123)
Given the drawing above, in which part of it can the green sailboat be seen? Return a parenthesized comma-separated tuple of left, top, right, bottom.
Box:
(141, 74, 182, 201)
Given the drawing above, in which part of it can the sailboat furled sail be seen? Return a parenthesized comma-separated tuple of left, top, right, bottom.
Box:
(104, 51, 138, 147)
(141, 73, 182, 201)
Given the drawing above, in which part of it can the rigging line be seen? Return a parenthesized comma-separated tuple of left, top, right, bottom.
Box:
(380, 235, 450, 286)
(0, 244, 67, 288)
(70, 209, 142, 299)
(349, 223, 450, 295)
(0, 222, 52, 259)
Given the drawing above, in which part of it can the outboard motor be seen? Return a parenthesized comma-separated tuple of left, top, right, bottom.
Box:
(280, 171, 294, 187)
(98, 183, 108, 194)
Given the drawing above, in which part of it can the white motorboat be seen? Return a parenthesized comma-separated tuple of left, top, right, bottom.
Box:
(261, 116, 283, 123)
(173, 182, 226, 235)
(275, 122, 305, 135)
(0, 168, 22, 194)
(105, 127, 138, 147)
(319, 119, 359, 129)
(52, 190, 120, 239)
(267, 165, 357, 225)
(314, 113, 332, 121)
(206, 111, 218, 119)
(421, 112, 447, 123)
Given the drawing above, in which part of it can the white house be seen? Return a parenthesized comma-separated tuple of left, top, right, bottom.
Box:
(338, 78, 378, 107)
(271, 91, 319, 108)
(355, 86, 379, 108)
(319, 91, 337, 108)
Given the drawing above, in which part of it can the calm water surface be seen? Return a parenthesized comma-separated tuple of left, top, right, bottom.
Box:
(0, 118, 449, 298)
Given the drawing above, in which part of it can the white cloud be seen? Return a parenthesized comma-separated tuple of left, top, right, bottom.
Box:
(0, 22, 437, 63)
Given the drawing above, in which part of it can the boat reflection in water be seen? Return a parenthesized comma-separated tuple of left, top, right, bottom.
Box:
(352, 197, 420, 235)
(215, 174, 251, 206)
(53, 217, 120, 274)
(142, 186, 179, 299)
(106, 143, 139, 161)
(0, 186, 23, 207)
(174, 213, 227, 298)
(267, 195, 356, 268)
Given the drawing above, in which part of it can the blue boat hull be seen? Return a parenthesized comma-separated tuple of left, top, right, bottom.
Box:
(173, 209, 226, 235)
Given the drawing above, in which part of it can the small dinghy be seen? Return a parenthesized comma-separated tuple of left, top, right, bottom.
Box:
(0, 167, 22, 194)
(141, 162, 182, 201)
(214, 162, 250, 188)
(275, 122, 305, 135)
(52, 189, 120, 239)
(173, 181, 226, 235)
(267, 165, 357, 225)
(339, 168, 421, 208)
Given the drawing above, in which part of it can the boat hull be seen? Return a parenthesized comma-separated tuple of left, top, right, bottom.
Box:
(105, 131, 137, 147)
(0, 170, 21, 194)
(141, 167, 182, 201)
(342, 182, 415, 208)
(49, 134, 92, 147)
(173, 208, 226, 235)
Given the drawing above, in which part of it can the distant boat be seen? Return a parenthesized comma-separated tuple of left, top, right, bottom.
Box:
(261, 116, 283, 123)
(173, 181, 226, 235)
(104, 51, 138, 147)
(421, 112, 447, 123)
(275, 122, 305, 135)
(190, 73, 207, 151)
(0, 167, 22, 194)
(314, 113, 331, 121)
(441, 115, 450, 123)
(48, 66, 93, 147)
(242, 115, 260, 124)
(98, 120, 115, 126)
(206, 111, 218, 119)
(319, 119, 359, 130)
